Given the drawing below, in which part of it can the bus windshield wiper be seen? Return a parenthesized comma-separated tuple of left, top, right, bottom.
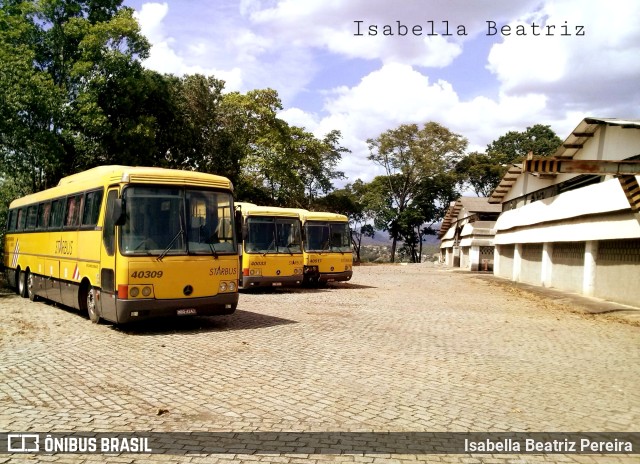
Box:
(262, 238, 276, 256)
(157, 229, 184, 261)
(208, 242, 219, 259)
(157, 211, 186, 262)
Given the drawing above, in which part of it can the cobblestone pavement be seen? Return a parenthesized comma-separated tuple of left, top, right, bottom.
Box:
(0, 264, 639, 463)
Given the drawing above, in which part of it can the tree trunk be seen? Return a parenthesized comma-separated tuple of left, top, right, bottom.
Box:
(390, 237, 397, 263)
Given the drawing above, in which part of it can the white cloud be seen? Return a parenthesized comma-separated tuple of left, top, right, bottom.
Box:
(487, 0, 640, 115)
(133, 2, 245, 89)
(133, 2, 168, 44)
(280, 63, 559, 184)
(249, 0, 540, 66)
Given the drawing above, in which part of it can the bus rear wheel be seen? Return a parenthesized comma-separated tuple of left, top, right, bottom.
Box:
(17, 269, 28, 298)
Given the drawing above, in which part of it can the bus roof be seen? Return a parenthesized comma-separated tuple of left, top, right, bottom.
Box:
(58, 165, 232, 189)
(10, 166, 233, 208)
(302, 211, 349, 222)
(236, 202, 302, 219)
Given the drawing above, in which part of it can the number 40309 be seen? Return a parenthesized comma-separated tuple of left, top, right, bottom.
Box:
(130, 270, 164, 278)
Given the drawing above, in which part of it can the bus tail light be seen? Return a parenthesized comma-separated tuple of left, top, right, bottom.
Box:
(243, 268, 250, 276)
(117, 285, 129, 299)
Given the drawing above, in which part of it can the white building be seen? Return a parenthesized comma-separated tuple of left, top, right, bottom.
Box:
(489, 117, 640, 307)
(439, 197, 501, 271)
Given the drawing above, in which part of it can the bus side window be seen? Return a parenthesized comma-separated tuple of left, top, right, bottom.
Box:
(64, 195, 83, 228)
(26, 205, 38, 230)
(37, 202, 51, 230)
(50, 199, 64, 229)
(7, 209, 17, 232)
(82, 189, 104, 227)
(17, 208, 26, 231)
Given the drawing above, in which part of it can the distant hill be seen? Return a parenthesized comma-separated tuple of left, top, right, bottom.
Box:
(360, 225, 442, 246)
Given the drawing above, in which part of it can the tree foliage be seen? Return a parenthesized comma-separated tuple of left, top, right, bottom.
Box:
(454, 151, 506, 197)
(0, 2, 347, 211)
(367, 122, 466, 262)
(456, 124, 563, 198)
(486, 124, 563, 162)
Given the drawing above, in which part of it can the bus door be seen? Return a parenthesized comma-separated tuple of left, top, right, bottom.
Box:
(98, 188, 119, 322)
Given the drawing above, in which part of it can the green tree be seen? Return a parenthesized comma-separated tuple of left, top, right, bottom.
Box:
(456, 124, 563, 198)
(367, 122, 467, 262)
(0, 0, 150, 189)
(454, 151, 506, 197)
(486, 124, 562, 162)
(229, 89, 347, 206)
(0, 0, 63, 192)
(397, 171, 458, 262)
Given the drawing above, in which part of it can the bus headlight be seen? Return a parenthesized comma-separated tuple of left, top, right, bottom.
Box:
(219, 282, 228, 292)
(229, 282, 236, 292)
(129, 287, 140, 298)
(141, 286, 152, 297)
(294, 268, 302, 275)
(249, 269, 262, 276)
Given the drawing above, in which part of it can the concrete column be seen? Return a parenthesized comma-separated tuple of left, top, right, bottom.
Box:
(541, 242, 553, 287)
(493, 245, 501, 277)
(470, 245, 480, 271)
(512, 243, 523, 282)
(583, 240, 598, 296)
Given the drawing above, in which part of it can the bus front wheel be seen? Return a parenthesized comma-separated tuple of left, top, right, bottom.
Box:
(81, 284, 100, 324)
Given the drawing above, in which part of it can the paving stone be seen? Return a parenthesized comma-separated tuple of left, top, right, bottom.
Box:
(1, 264, 638, 463)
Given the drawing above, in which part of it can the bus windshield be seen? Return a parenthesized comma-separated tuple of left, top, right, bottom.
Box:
(304, 221, 351, 253)
(121, 186, 236, 256)
(245, 217, 302, 254)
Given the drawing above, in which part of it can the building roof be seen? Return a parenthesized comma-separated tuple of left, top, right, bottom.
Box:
(488, 117, 640, 204)
(555, 118, 640, 159)
(438, 196, 501, 238)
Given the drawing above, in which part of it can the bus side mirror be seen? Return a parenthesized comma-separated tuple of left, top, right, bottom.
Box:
(112, 199, 126, 226)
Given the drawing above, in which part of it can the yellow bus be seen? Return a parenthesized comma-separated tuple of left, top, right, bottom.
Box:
(4, 165, 239, 324)
(299, 210, 353, 285)
(235, 202, 303, 288)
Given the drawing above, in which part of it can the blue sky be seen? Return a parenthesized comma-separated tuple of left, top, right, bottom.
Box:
(123, 0, 640, 184)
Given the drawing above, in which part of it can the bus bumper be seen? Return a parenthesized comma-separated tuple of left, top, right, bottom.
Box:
(319, 271, 353, 283)
(241, 275, 303, 288)
(115, 293, 239, 324)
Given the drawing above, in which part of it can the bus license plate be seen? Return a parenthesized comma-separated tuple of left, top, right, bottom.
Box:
(177, 308, 197, 316)
(272, 282, 282, 286)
